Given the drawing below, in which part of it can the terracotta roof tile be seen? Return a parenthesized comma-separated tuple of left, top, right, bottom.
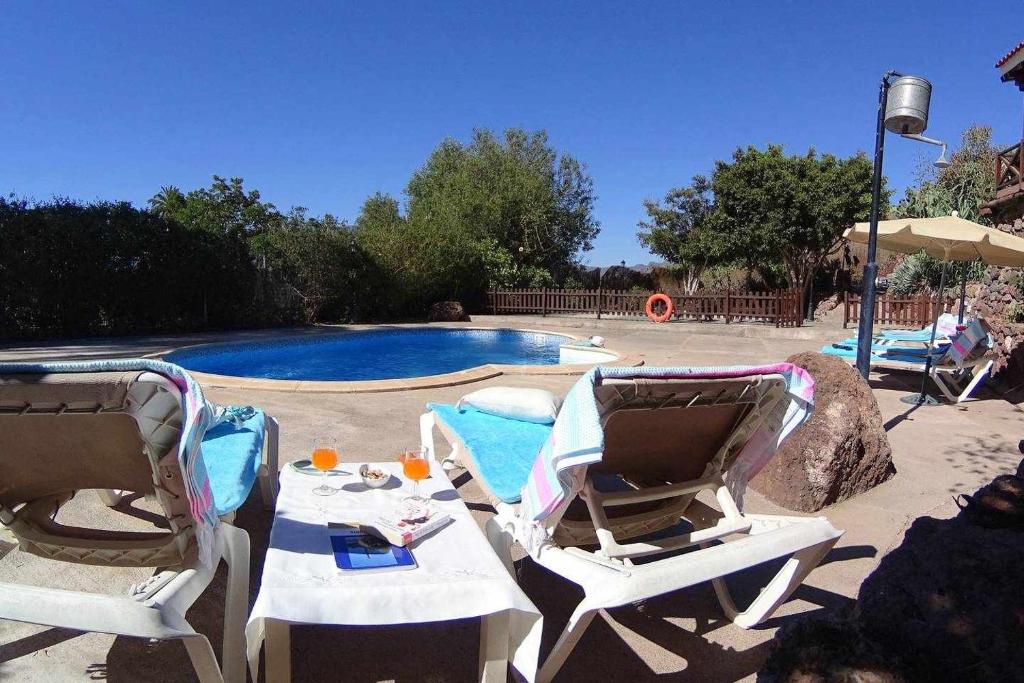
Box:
(996, 41, 1024, 68)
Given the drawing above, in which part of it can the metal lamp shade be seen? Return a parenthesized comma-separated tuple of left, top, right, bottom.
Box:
(884, 76, 932, 135)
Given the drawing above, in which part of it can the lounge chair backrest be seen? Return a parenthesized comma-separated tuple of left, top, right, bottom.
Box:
(0, 371, 196, 567)
(947, 318, 990, 367)
(591, 375, 789, 483)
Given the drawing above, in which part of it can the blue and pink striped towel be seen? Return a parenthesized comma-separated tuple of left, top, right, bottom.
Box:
(0, 359, 221, 565)
(519, 364, 815, 535)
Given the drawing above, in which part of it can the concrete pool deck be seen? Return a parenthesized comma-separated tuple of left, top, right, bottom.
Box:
(2, 316, 1022, 682)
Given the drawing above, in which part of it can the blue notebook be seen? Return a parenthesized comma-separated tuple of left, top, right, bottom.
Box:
(330, 530, 417, 572)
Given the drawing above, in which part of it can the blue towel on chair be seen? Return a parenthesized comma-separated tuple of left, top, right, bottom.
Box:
(202, 409, 266, 516)
(821, 343, 945, 366)
(428, 403, 552, 504)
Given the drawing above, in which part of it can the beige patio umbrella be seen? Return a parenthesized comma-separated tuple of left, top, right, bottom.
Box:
(845, 214, 1024, 267)
(844, 214, 1024, 403)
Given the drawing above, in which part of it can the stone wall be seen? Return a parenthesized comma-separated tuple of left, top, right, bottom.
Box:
(967, 217, 1024, 379)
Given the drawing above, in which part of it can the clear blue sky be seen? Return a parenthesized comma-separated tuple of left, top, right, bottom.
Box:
(3, 1, 1022, 266)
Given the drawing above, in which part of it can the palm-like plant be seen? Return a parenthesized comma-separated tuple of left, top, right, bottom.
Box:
(148, 185, 185, 218)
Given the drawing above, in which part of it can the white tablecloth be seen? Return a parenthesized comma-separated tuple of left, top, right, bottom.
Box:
(246, 462, 542, 681)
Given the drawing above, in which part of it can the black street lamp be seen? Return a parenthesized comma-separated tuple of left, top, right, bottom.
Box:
(856, 72, 937, 379)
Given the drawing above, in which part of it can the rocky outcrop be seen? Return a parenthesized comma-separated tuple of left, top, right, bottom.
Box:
(760, 466, 1024, 683)
(750, 352, 895, 512)
(757, 615, 906, 683)
(856, 514, 1024, 683)
(428, 301, 470, 322)
(967, 218, 1024, 379)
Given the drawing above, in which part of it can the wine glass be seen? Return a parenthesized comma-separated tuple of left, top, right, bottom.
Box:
(400, 447, 430, 503)
(311, 437, 340, 496)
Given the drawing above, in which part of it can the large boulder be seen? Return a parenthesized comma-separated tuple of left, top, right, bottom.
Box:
(750, 351, 894, 511)
(856, 514, 1024, 683)
(428, 301, 470, 322)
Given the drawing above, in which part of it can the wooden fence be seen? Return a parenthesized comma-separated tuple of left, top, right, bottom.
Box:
(843, 292, 956, 329)
(488, 288, 803, 327)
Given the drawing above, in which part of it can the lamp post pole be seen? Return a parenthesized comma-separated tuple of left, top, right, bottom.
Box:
(856, 72, 898, 379)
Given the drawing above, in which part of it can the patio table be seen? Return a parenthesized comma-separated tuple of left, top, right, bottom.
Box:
(245, 461, 542, 682)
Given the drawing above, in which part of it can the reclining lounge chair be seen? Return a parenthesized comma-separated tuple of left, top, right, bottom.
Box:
(0, 361, 278, 683)
(421, 364, 843, 682)
(842, 312, 962, 348)
(822, 317, 993, 403)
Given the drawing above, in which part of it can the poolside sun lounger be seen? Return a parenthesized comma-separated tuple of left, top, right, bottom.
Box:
(0, 362, 278, 683)
(420, 365, 843, 682)
(838, 313, 969, 349)
(821, 318, 993, 403)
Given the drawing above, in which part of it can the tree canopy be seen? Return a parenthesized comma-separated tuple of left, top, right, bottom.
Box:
(637, 176, 722, 293)
(638, 145, 879, 292)
(894, 124, 998, 223)
(355, 128, 599, 309)
(888, 125, 999, 294)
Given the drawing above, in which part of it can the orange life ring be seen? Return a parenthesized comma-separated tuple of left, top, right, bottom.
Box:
(644, 293, 674, 323)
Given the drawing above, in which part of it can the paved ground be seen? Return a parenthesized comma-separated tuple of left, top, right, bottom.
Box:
(1, 316, 1021, 682)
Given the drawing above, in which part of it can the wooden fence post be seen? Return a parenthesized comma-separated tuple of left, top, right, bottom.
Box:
(596, 285, 603, 319)
(541, 288, 547, 317)
(491, 286, 497, 315)
(724, 289, 731, 324)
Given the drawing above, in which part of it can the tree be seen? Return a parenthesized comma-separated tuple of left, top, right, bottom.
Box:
(257, 209, 377, 322)
(711, 145, 877, 294)
(640, 146, 879, 295)
(152, 176, 282, 237)
(405, 128, 599, 283)
(355, 128, 599, 310)
(889, 125, 999, 294)
(896, 125, 999, 223)
(637, 176, 721, 294)
(148, 185, 185, 218)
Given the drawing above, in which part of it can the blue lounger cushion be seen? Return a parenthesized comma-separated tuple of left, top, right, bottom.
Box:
(822, 343, 935, 358)
(202, 410, 266, 516)
(428, 403, 552, 504)
(820, 344, 944, 366)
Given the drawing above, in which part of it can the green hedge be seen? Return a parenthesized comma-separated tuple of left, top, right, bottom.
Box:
(0, 197, 374, 339)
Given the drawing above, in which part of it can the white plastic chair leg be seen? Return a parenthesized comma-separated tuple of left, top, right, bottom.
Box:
(218, 524, 251, 683)
(536, 604, 598, 683)
(419, 412, 438, 463)
(420, 411, 461, 471)
(931, 371, 960, 403)
(959, 361, 993, 401)
(259, 416, 280, 510)
(183, 634, 226, 683)
(484, 517, 515, 578)
(710, 537, 838, 629)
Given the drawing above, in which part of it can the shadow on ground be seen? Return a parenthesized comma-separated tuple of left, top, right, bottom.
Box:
(0, 485, 877, 683)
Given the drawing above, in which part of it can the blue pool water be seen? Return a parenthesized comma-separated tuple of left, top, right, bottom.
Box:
(165, 328, 569, 381)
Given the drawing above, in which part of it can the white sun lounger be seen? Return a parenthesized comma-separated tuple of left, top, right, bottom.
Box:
(0, 368, 273, 683)
(421, 365, 843, 682)
(823, 318, 994, 403)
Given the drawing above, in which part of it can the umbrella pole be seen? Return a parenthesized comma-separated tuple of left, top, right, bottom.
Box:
(958, 261, 968, 324)
(905, 260, 949, 405)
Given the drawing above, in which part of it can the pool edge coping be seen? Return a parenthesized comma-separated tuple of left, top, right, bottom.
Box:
(149, 324, 641, 393)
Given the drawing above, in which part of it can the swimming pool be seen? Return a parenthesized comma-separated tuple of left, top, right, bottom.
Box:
(166, 328, 574, 381)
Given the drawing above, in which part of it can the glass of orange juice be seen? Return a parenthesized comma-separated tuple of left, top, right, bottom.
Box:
(401, 447, 430, 502)
(311, 437, 340, 496)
